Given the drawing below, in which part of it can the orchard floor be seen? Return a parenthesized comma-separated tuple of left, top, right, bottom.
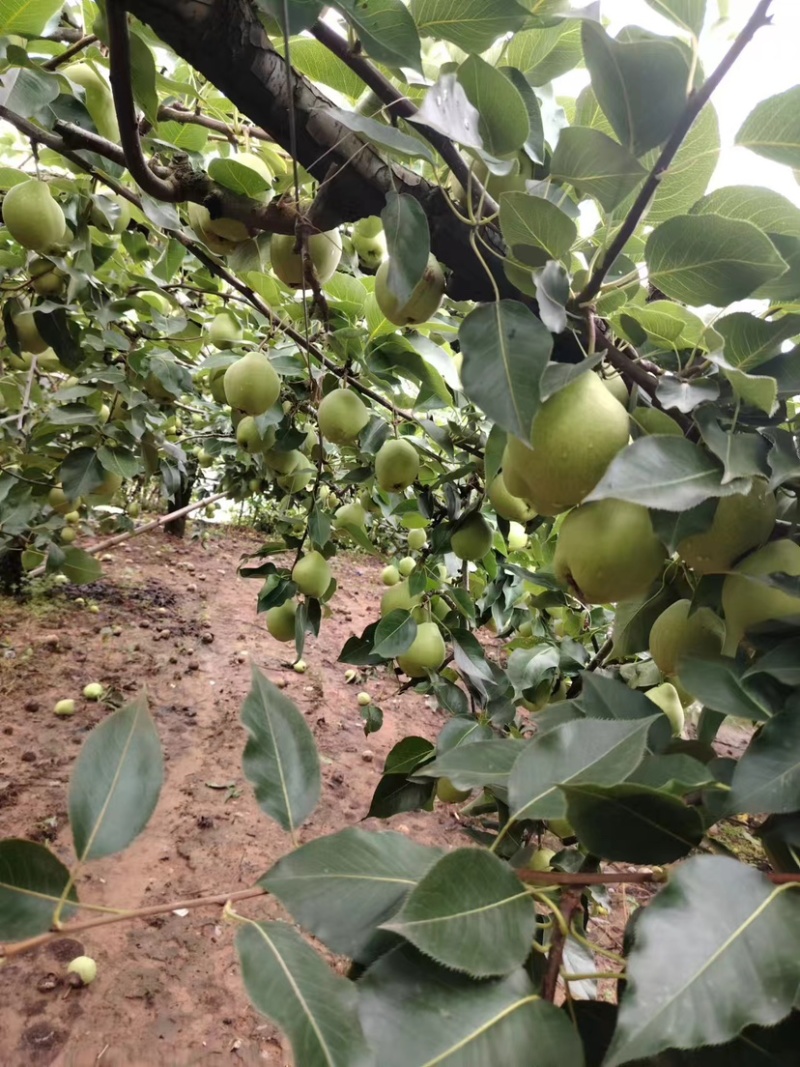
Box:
(0, 525, 757, 1067)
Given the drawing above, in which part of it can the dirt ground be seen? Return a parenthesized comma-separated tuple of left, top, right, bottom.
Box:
(0, 524, 756, 1067)
(0, 525, 460, 1066)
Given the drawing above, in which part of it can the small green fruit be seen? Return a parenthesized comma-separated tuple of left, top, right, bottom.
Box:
(451, 513, 493, 562)
(293, 659, 308, 673)
(488, 473, 537, 523)
(317, 390, 369, 445)
(507, 522, 528, 551)
(292, 551, 332, 599)
(676, 479, 777, 575)
(13, 309, 50, 354)
(375, 438, 419, 493)
(54, 699, 76, 717)
(209, 311, 243, 349)
(67, 955, 97, 985)
(529, 847, 556, 872)
(83, 683, 104, 700)
(648, 599, 724, 676)
(396, 621, 446, 678)
(357, 691, 371, 706)
(407, 528, 427, 551)
(333, 502, 368, 531)
(266, 599, 297, 642)
(236, 416, 277, 454)
(381, 565, 400, 586)
(60, 527, 76, 544)
(722, 539, 800, 654)
(398, 556, 416, 577)
(271, 228, 343, 287)
(381, 579, 421, 617)
(436, 777, 471, 803)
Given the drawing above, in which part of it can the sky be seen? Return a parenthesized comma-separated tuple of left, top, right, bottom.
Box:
(556, 0, 800, 206)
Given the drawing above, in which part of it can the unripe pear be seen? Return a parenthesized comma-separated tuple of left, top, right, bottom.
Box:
(599, 371, 628, 406)
(407, 528, 427, 551)
(90, 470, 122, 502)
(503, 372, 629, 516)
(187, 202, 246, 254)
(357, 691, 372, 706)
(83, 682, 104, 700)
(13, 309, 49, 354)
(266, 599, 297, 642)
(436, 777, 471, 803)
(292, 551, 332, 599)
(48, 486, 76, 515)
(648, 599, 724, 676)
(65, 63, 119, 141)
(375, 438, 419, 493)
(352, 217, 386, 268)
(645, 682, 685, 737)
(208, 368, 228, 404)
(722, 539, 800, 655)
(65, 511, 81, 525)
(209, 311, 243, 349)
(507, 522, 528, 552)
(224, 353, 280, 415)
(2, 180, 67, 253)
(317, 390, 369, 445)
(381, 579, 421, 616)
(450, 152, 534, 205)
(271, 228, 343, 287)
(29, 257, 66, 295)
(528, 847, 556, 872)
(430, 595, 450, 621)
(374, 254, 445, 326)
(450, 513, 493, 562)
(334, 502, 367, 530)
(236, 416, 276, 454)
(398, 556, 416, 577)
(264, 449, 302, 474)
(381, 565, 400, 586)
(67, 955, 97, 985)
(488, 473, 537, 523)
(90, 192, 131, 234)
(278, 461, 314, 494)
(554, 499, 665, 604)
(54, 699, 76, 717)
(396, 621, 447, 677)
(676, 479, 777, 575)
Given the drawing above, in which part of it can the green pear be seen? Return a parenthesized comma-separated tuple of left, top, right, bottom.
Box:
(374, 254, 445, 326)
(380, 579, 421, 616)
(292, 551, 332, 599)
(677, 479, 777, 575)
(554, 499, 665, 604)
(648, 599, 724, 676)
(398, 556, 416, 577)
(407, 528, 427, 551)
(317, 389, 369, 445)
(645, 682, 685, 737)
(90, 470, 123, 502)
(29, 257, 66, 295)
(208, 368, 228, 404)
(264, 449, 302, 474)
(599, 370, 629, 406)
(12, 309, 49, 354)
(451, 512, 493, 562)
(271, 228, 342, 287)
(375, 438, 419, 493)
(488, 473, 537, 523)
(224, 352, 281, 415)
(381, 565, 400, 586)
(65, 63, 119, 141)
(278, 462, 314, 494)
(236, 416, 276, 454)
(334, 502, 367, 530)
(507, 522, 528, 551)
(436, 777, 471, 803)
(266, 599, 297, 642)
(90, 193, 131, 234)
(352, 217, 386, 268)
(2, 179, 67, 253)
(396, 621, 446, 677)
(187, 202, 248, 254)
(209, 311, 243, 349)
(722, 539, 800, 654)
(502, 371, 630, 516)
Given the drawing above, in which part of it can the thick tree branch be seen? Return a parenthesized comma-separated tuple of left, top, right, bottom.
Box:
(577, 0, 775, 307)
(309, 19, 499, 218)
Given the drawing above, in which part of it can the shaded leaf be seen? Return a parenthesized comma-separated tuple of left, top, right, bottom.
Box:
(381, 192, 430, 309)
(0, 839, 78, 940)
(69, 696, 163, 861)
(421, 739, 525, 790)
(373, 610, 418, 659)
(60, 547, 102, 586)
(725, 711, 800, 816)
(410, 0, 530, 54)
(550, 126, 646, 211)
(736, 86, 800, 169)
(327, 106, 434, 163)
(459, 54, 529, 158)
(500, 191, 577, 267)
(644, 0, 706, 37)
(680, 655, 775, 723)
(535, 260, 570, 333)
(334, 0, 422, 71)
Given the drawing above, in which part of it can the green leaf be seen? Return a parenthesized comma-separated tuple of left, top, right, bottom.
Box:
(644, 0, 706, 36)
(508, 718, 654, 823)
(715, 312, 800, 372)
(646, 215, 788, 306)
(605, 856, 800, 1065)
(327, 106, 434, 163)
(207, 157, 272, 197)
(334, 0, 422, 71)
(0, 65, 59, 119)
(582, 21, 689, 156)
(647, 104, 720, 224)
(128, 30, 159, 126)
(69, 696, 163, 862)
(373, 609, 418, 658)
(33, 307, 84, 371)
(679, 655, 775, 723)
(745, 638, 800, 686)
(500, 191, 577, 267)
(236, 919, 371, 1067)
(359, 948, 585, 1067)
(152, 119, 208, 152)
(563, 782, 705, 864)
(421, 739, 525, 790)
(256, 0, 322, 34)
(458, 55, 529, 159)
(412, 71, 482, 150)
(736, 86, 800, 169)
(501, 66, 545, 163)
(60, 547, 102, 585)
(535, 260, 570, 333)
(240, 662, 321, 833)
(506, 20, 584, 86)
(459, 300, 551, 441)
(725, 711, 800, 816)
(0, 840, 78, 940)
(262, 828, 441, 959)
(691, 184, 800, 239)
(381, 192, 430, 309)
(0, 0, 62, 34)
(587, 436, 748, 511)
(281, 38, 365, 99)
(384, 848, 535, 977)
(550, 127, 646, 212)
(410, 0, 530, 54)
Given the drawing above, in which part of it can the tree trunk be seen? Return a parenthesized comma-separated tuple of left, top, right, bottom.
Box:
(0, 545, 25, 597)
(164, 458, 198, 538)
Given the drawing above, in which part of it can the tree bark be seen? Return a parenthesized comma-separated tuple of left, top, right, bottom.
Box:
(164, 457, 198, 538)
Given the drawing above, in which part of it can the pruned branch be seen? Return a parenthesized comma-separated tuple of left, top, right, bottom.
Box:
(577, 0, 775, 307)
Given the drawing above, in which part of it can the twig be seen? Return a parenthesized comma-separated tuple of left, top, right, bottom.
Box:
(517, 867, 800, 886)
(41, 34, 98, 70)
(577, 0, 774, 306)
(0, 886, 266, 962)
(543, 889, 581, 1001)
(586, 636, 612, 672)
(157, 105, 273, 144)
(16, 355, 38, 430)
(310, 19, 498, 219)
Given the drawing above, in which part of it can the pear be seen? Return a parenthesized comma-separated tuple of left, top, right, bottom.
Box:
(236, 416, 276, 454)
(398, 557, 416, 577)
(375, 438, 419, 493)
(208, 368, 228, 404)
(334, 502, 367, 530)
(396, 621, 446, 677)
(407, 528, 427, 551)
(645, 682, 685, 736)
(209, 311, 243, 349)
(380, 579, 421, 616)
(264, 449, 302, 474)
(352, 217, 386, 268)
(317, 390, 369, 445)
(292, 551, 332, 599)
(436, 777, 471, 803)
(507, 522, 528, 551)
(2, 180, 67, 253)
(271, 228, 342, 287)
(29, 257, 66, 295)
(278, 462, 314, 494)
(502, 371, 629, 516)
(266, 599, 297, 642)
(90, 470, 123, 502)
(381, 565, 400, 586)
(648, 599, 724, 676)
(12, 310, 49, 354)
(374, 254, 445, 326)
(676, 479, 777, 575)
(722, 539, 800, 654)
(554, 499, 665, 604)
(65, 63, 119, 141)
(451, 513, 493, 562)
(599, 370, 629, 406)
(224, 352, 280, 415)
(488, 473, 537, 523)
(187, 202, 248, 254)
